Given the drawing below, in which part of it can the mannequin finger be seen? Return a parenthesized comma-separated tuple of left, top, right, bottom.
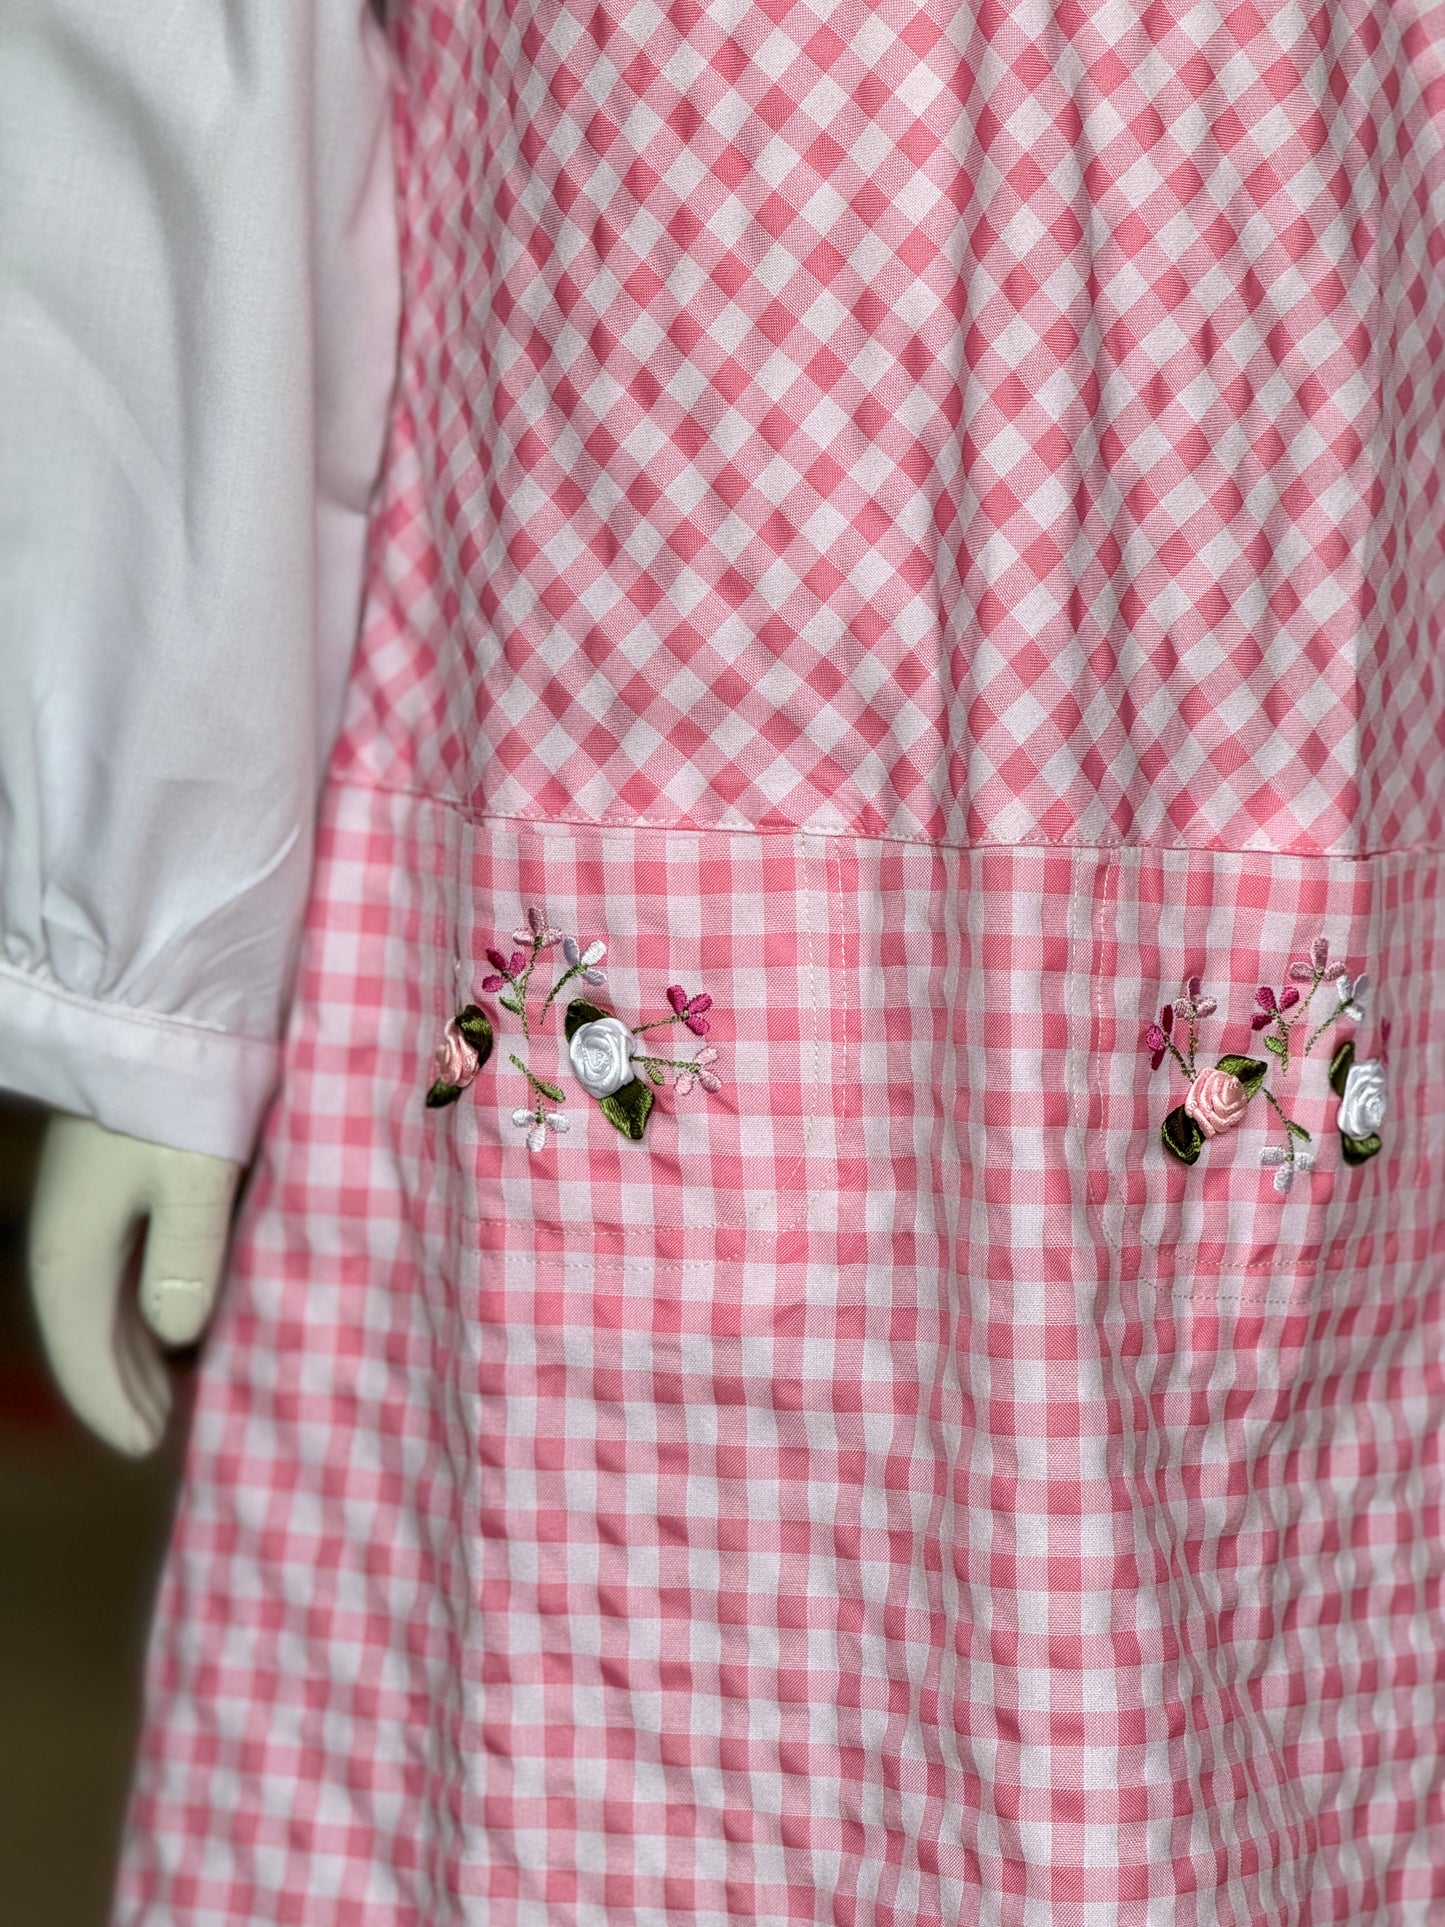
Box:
(137, 1174, 236, 1348)
(114, 1288, 173, 1439)
(30, 1229, 163, 1457)
(29, 1117, 162, 1457)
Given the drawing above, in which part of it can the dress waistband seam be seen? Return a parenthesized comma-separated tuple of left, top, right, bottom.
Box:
(323, 770, 1445, 866)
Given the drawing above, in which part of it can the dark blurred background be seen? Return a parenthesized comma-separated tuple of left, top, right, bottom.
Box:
(0, 1097, 189, 1927)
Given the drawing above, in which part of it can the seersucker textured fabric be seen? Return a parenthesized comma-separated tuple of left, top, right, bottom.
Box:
(118, 0, 1445, 1920)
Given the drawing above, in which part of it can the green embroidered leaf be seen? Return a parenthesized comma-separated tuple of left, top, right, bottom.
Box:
(646, 1060, 665, 1086)
(600, 1077, 654, 1140)
(425, 1080, 462, 1110)
(1286, 1118, 1312, 1140)
(499, 994, 523, 1017)
(1161, 1105, 1203, 1166)
(565, 998, 609, 1042)
(534, 1077, 566, 1105)
(1263, 1034, 1288, 1058)
(1341, 1131, 1382, 1165)
(1215, 1053, 1268, 1097)
(455, 1005, 494, 1067)
(1329, 1039, 1355, 1098)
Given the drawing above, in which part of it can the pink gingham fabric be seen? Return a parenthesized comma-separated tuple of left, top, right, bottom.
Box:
(117, 0, 1445, 1920)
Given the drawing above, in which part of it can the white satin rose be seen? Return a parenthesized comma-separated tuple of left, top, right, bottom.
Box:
(1339, 1058, 1387, 1140)
(569, 1016, 635, 1098)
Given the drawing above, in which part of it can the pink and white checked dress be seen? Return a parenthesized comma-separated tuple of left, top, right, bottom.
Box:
(117, 0, 1445, 1918)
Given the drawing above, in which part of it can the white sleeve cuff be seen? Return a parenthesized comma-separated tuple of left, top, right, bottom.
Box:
(0, 961, 277, 1163)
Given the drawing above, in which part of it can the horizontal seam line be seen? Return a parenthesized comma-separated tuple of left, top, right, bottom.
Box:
(323, 771, 1445, 864)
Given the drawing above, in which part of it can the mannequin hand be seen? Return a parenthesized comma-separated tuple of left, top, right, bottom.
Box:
(27, 1114, 242, 1457)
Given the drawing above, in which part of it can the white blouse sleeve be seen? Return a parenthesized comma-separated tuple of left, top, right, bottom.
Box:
(0, 0, 401, 1161)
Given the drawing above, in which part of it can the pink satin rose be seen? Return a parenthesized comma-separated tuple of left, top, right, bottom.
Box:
(433, 1017, 481, 1089)
(1183, 1067, 1249, 1138)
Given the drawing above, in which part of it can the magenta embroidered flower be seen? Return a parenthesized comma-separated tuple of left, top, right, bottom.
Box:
(1250, 983, 1300, 1029)
(484, 945, 527, 983)
(1183, 1067, 1249, 1138)
(666, 983, 713, 1034)
(1145, 991, 1202, 1073)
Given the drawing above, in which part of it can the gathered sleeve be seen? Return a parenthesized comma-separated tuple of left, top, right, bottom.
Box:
(0, 0, 401, 1160)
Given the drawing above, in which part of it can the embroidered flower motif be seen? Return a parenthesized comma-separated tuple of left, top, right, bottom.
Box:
(1183, 1067, 1249, 1138)
(562, 936, 607, 986)
(434, 1017, 481, 1089)
(426, 906, 726, 1146)
(1144, 1008, 1172, 1070)
(1173, 977, 1218, 1024)
(1329, 1020, 1389, 1167)
(1144, 984, 1219, 1070)
(513, 906, 563, 949)
(424, 1004, 495, 1109)
(1259, 1145, 1317, 1194)
(1326, 1041, 1386, 1166)
(1148, 936, 1381, 1185)
(569, 1016, 636, 1098)
(1338, 1058, 1387, 1138)
(482, 947, 528, 993)
(511, 1107, 570, 1153)
(1289, 935, 1347, 983)
(1145, 978, 1265, 1164)
(674, 1045, 722, 1096)
(665, 983, 713, 1035)
(1335, 972, 1369, 1024)
(1250, 983, 1300, 1030)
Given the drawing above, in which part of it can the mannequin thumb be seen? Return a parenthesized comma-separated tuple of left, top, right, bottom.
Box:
(137, 1196, 230, 1347)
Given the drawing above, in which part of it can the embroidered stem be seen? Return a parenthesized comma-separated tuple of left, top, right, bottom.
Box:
(489, 930, 548, 1038)
(631, 1013, 685, 1035)
(1165, 1038, 1193, 1080)
(539, 961, 584, 1020)
(518, 931, 550, 1040)
(1303, 1003, 1343, 1054)
(1260, 1085, 1296, 1159)
(509, 1052, 565, 1104)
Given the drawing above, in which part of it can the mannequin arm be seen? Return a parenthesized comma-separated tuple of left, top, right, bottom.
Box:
(27, 1115, 241, 1457)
